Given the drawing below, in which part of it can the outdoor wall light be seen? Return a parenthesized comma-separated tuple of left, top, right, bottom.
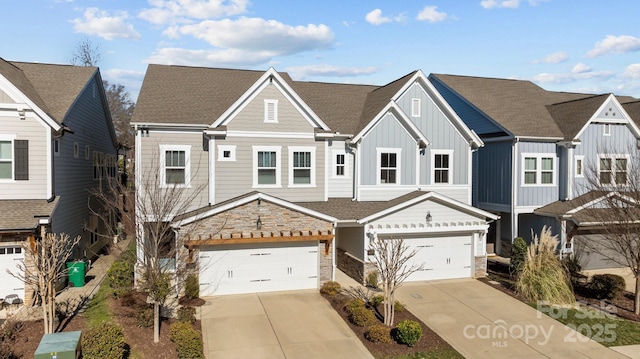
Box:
(426, 211, 432, 223)
(256, 216, 262, 230)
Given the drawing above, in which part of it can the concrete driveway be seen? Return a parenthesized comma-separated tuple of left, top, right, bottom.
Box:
(395, 279, 631, 359)
(199, 290, 373, 359)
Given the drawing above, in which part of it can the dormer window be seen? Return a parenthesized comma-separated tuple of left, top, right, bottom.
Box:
(264, 99, 278, 123)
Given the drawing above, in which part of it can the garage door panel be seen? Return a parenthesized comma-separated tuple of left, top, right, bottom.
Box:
(405, 235, 472, 282)
(0, 246, 25, 299)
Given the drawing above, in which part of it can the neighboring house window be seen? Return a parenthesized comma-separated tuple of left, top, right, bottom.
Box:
(93, 151, 104, 180)
(289, 146, 315, 186)
(106, 155, 117, 177)
(217, 145, 236, 161)
(264, 100, 278, 123)
(85, 145, 90, 160)
(160, 145, 190, 187)
(432, 150, 453, 184)
(74, 142, 79, 159)
(603, 124, 611, 136)
(334, 152, 346, 177)
(54, 139, 60, 156)
(253, 146, 281, 187)
(411, 98, 421, 117)
(599, 155, 628, 185)
(0, 140, 12, 179)
(575, 156, 584, 177)
(89, 214, 99, 245)
(377, 148, 401, 184)
(522, 154, 555, 185)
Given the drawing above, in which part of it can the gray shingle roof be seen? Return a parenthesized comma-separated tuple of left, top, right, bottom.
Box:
(0, 198, 59, 232)
(546, 94, 610, 140)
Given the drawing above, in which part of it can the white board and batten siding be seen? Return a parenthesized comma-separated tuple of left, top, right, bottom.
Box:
(198, 241, 319, 296)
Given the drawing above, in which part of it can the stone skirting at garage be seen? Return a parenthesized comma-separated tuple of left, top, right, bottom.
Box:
(336, 247, 376, 284)
(318, 240, 333, 285)
(474, 255, 487, 278)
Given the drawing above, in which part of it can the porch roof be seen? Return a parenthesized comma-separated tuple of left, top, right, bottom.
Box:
(0, 197, 59, 232)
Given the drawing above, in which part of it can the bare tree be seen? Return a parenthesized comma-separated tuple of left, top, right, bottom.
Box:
(9, 233, 81, 334)
(69, 37, 101, 67)
(369, 236, 423, 326)
(577, 144, 640, 314)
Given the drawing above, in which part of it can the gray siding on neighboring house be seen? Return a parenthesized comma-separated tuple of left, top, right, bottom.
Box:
(327, 140, 353, 198)
(573, 123, 637, 196)
(558, 146, 569, 200)
(139, 130, 209, 215)
(0, 113, 49, 199)
(51, 75, 117, 256)
(429, 77, 504, 136)
(360, 113, 417, 186)
(213, 136, 326, 203)
(477, 140, 512, 207)
(227, 84, 313, 133)
(516, 141, 559, 208)
(518, 213, 558, 242)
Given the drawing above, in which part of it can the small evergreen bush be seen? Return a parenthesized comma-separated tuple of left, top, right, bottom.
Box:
(369, 294, 384, 307)
(136, 306, 154, 328)
(365, 324, 392, 343)
(395, 320, 423, 347)
(349, 305, 377, 327)
(366, 271, 379, 288)
(589, 274, 626, 300)
(170, 322, 204, 359)
(510, 237, 527, 274)
(81, 322, 126, 359)
(394, 300, 405, 312)
(177, 306, 196, 324)
(184, 274, 199, 299)
(107, 259, 134, 298)
(344, 298, 366, 314)
(320, 281, 342, 296)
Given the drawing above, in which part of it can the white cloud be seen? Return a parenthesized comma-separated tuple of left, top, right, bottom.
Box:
(169, 17, 334, 56)
(102, 68, 146, 100)
(533, 51, 569, 64)
(480, 0, 520, 9)
(587, 35, 640, 57)
(139, 0, 249, 25)
(71, 8, 141, 40)
(365, 9, 392, 25)
(533, 69, 613, 84)
(416, 6, 449, 23)
(622, 64, 640, 79)
(285, 64, 379, 79)
(572, 63, 591, 74)
(145, 47, 276, 67)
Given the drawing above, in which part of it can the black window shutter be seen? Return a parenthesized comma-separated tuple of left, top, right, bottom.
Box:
(14, 140, 28, 180)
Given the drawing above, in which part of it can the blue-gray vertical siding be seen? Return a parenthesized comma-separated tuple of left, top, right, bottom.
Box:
(477, 141, 512, 206)
(516, 141, 559, 207)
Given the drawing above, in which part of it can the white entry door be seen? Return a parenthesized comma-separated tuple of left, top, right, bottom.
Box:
(0, 245, 25, 299)
(199, 241, 318, 296)
(406, 235, 472, 281)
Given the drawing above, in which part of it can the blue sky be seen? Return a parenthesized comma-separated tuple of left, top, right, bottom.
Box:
(3, 0, 640, 101)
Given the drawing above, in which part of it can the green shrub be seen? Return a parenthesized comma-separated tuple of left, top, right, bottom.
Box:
(136, 306, 154, 328)
(395, 320, 423, 347)
(320, 281, 342, 296)
(589, 274, 626, 300)
(365, 324, 392, 343)
(184, 274, 200, 299)
(369, 294, 384, 307)
(107, 259, 134, 298)
(349, 305, 377, 327)
(510, 237, 527, 274)
(81, 322, 126, 359)
(366, 271, 379, 288)
(344, 298, 366, 314)
(177, 306, 196, 324)
(170, 322, 204, 359)
(394, 300, 405, 312)
(562, 254, 582, 277)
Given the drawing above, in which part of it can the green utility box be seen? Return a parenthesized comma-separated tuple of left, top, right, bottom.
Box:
(34, 330, 81, 359)
(67, 261, 86, 287)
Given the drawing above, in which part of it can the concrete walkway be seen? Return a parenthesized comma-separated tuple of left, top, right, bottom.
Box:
(395, 279, 631, 359)
(199, 290, 373, 359)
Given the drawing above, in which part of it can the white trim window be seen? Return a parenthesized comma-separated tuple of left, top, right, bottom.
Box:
(217, 145, 236, 161)
(93, 151, 104, 180)
(598, 155, 628, 186)
(575, 156, 584, 177)
(264, 99, 278, 123)
(332, 150, 348, 178)
(85, 145, 90, 160)
(411, 98, 421, 117)
(253, 146, 281, 187)
(522, 154, 555, 186)
(377, 148, 401, 185)
(0, 139, 13, 180)
(54, 139, 60, 156)
(289, 146, 315, 187)
(432, 150, 453, 184)
(603, 124, 611, 136)
(73, 142, 79, 159)
(160, 145, 191, 187)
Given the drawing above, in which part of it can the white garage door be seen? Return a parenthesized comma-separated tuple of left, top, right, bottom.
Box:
(0, 245, 25, 299)
(405, 235, 472, 281)
(199, 241, 318, 296)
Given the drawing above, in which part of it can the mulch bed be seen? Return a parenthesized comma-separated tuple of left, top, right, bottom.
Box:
(321, 290, 461, 358)
(483, 259, 640, 322)
(1, 291, 203, 359)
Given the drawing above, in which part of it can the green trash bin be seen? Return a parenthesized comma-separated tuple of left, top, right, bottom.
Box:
(67, 261, 86, 287)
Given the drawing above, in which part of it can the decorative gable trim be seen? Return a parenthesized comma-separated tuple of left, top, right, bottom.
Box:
(0, 74, 61, 132)
(210, 67, 331, 131)
(352, 102, 429, 146)
(574, 94, 640, 140)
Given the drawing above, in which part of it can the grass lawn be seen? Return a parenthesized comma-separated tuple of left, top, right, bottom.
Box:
(83, 277, 114, 326)
(376, 349, 463, 359)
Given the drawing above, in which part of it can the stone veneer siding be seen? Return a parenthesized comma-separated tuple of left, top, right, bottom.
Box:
(318, 240, 332, 285)
(474, 255, 487, 278)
